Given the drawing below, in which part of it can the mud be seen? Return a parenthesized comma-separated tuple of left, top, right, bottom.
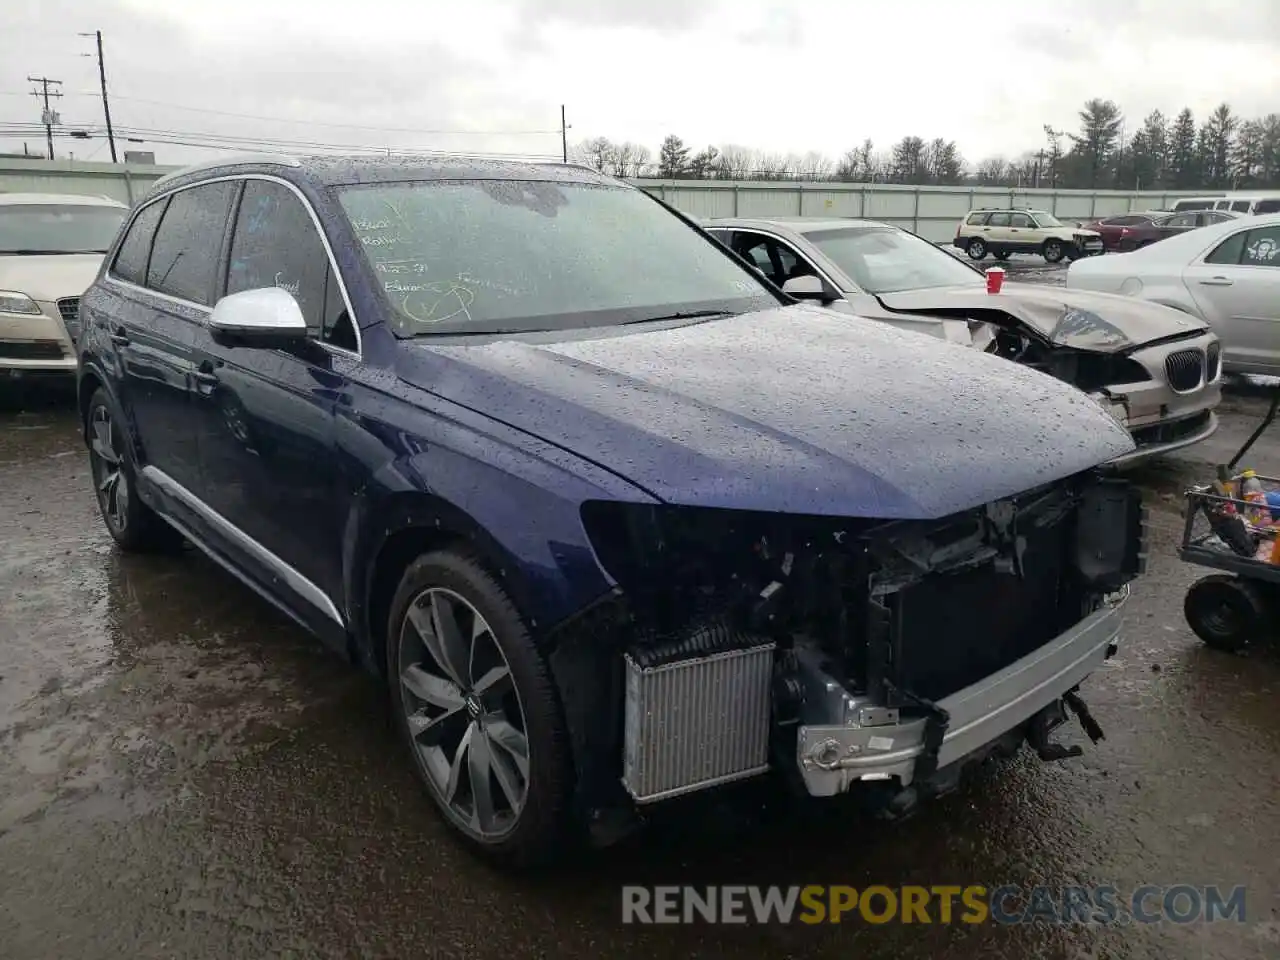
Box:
(1, 381, 1279, 960)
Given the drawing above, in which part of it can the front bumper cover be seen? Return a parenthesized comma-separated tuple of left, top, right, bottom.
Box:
(795, 592, 1124, 796)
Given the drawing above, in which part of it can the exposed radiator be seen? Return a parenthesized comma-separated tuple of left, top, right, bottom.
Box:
(622, 640, 774, 804)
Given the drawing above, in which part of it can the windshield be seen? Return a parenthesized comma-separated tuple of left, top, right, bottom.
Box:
(1031, 211, 1064, 227)
(334, 180, 778, 335)
(0, 204, 126, 254)
(803, 226, 981, 294)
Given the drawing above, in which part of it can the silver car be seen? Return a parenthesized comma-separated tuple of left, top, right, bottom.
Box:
(0, 192, 128, 382)
(1066, 212, 1280, 378)
(704, 217, 1222, 465)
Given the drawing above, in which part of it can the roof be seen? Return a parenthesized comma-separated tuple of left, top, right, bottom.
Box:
(705, 216, 889, 233)
(0, 192, 127, 207)
(148, 152, 623, 193)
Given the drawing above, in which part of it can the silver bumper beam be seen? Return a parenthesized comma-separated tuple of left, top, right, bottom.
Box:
(796, 597, 1125, 796)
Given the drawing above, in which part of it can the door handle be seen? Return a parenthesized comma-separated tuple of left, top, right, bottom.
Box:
(109, 328, 129, 346)
(1198, 277, 1233, 286)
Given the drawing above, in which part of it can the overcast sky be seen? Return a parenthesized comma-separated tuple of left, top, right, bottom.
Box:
(4, 0, 1278, 168)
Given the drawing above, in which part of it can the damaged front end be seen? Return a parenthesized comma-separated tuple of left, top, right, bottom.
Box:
(550, 471, 1146, 832)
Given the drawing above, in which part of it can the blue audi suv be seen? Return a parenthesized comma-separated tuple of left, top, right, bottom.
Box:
(77, 154, 1145, 865)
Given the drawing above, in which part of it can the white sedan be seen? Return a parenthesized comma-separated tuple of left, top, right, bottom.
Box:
(1067, 212, 1280, 377)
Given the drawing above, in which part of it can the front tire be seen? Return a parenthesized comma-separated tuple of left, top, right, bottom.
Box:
(387, 549, 571, 867)
(85, 387, 183, 553)
(966, 238, 988, 260)
(1184, 574, 1266, 652)
(1043, 239, 1066, 263)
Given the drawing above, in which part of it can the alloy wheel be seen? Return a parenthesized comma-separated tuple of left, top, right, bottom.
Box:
(398, 587, 530, 839)
(88, 405, 129, 533)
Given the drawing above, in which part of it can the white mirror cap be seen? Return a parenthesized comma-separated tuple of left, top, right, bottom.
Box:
(209, 286, 307, 334)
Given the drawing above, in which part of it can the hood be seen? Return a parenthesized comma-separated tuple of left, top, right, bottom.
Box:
(877, 282, 1206, 353)
(0, 253, 103, 303)
(397, 307, 1134, 520)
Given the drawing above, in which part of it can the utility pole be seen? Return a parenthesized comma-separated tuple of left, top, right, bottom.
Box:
(80, 31, 117, 162)
(27, 76, 63, 160)
(560, 105, 569, 163)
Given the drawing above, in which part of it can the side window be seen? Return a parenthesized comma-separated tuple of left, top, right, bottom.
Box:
(1254, 199, 1280, 215)
(1009, 213, 1034, 228)
(227, 179, 355, 349)
(965, 212, 989, 225)
(1206, 231, 1248, 265)
(1242, 226, 1280, 267)
(146, 182, 236, 305)
(986, 212, 1012, 227)
(1231, 200, 1252, 213)
(111, 199, 167, 286)
(1165, 214, 1195, 227)
(1213, 200, 1232, 211)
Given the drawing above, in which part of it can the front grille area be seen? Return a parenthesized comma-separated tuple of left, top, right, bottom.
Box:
(56, 297, 80, 325)
(888, 502, 1075, 702)
(1206, 341, 1222, 381)
(0, 339, 66, 361)
(1132, 410, 1213, 448)
(622, 639, 774, 803)
(1165, 348, 1205, 392)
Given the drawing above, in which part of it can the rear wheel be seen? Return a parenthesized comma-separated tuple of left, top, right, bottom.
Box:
(387, 550, 571, 867)
(966, 238, 988, 260)
(1043, 239, 1066, 263)
(85, 387, 183, 553)
(992, 248, 1010, 261)
(1183, 574, 1266, 652)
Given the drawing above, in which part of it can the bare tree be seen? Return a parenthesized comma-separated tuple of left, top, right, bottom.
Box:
(714, 144, 753, 179)
(577, 137, 615, 173)
(795, 150, 833, 180)
(626, 143, 652, 178)
(975, 156, 1009, 184)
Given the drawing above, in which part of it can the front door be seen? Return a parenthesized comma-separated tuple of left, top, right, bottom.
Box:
(192, 177, 360, 619)
(1186, 222, 1280, 376)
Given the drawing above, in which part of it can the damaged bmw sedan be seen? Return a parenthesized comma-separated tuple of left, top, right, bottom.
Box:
(76, 156, 1146, 867)
(704, 217, 1222, 465)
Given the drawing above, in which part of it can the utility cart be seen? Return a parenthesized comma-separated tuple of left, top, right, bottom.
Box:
(1180, 385, 1280, 651)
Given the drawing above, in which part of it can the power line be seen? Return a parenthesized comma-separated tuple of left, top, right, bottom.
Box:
(101, 94, 561, 136)
(26, 75, 62, 159)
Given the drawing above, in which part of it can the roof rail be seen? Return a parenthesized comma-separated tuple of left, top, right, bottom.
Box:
(150, 151, 302, 187)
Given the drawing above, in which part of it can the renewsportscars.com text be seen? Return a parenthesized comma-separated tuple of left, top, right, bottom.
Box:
(620, 884, 1247, 926)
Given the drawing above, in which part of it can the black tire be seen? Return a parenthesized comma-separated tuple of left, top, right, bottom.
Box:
(1183, 574, 1266, 652)
(85, 386, 184, 553)
(386, 549, 570, 867)
(1043, 239, 1066, 264)
(966, 238, 988, 260)
(992, 249, 1010, 261)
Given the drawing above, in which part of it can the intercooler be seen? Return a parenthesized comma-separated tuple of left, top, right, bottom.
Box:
(621, 639, 774, 803)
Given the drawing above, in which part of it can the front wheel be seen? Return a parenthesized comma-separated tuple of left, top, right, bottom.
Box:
(966, 238, 988, 260)
(387, 549, 571, 867)
(1043, 239, 1066, 264)
(1183, 574, 1266, 652)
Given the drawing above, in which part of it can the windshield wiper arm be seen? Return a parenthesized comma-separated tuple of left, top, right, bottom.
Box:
(623, 309, 732, 325)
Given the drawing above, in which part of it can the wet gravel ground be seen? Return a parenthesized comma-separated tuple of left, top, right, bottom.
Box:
(2, 313, 1280, 957)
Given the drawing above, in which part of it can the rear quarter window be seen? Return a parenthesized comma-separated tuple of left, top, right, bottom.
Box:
(965, 212, 989, 225)
(111, 199, 168, 286)
(1253, 199, 1280, 215)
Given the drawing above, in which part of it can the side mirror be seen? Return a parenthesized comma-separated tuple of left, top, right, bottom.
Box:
(782, 274, 831, 302)
(209, 287, 308, 346)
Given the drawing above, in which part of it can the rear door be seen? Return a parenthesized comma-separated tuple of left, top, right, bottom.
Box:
(191, 177, 359, 618)
(96, 182, 236, 493)
(1185, 222, 1280, 375)
(983, 211, 1014, 247)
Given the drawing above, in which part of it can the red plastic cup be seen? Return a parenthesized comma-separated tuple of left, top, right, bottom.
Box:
(986, 267, 1005, 294)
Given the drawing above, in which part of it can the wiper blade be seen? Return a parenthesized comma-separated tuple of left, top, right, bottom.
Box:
(2, 249, 104, 255)
(624, 310, 732, 325)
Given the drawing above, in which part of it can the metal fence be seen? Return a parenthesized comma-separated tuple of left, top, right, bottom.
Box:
(0, 158, 171, 206)
(632, 180, 1216, 242)
(0, 159, 1218, 242)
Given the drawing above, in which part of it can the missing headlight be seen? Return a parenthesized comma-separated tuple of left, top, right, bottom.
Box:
(1073, 477, 1146, 591)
